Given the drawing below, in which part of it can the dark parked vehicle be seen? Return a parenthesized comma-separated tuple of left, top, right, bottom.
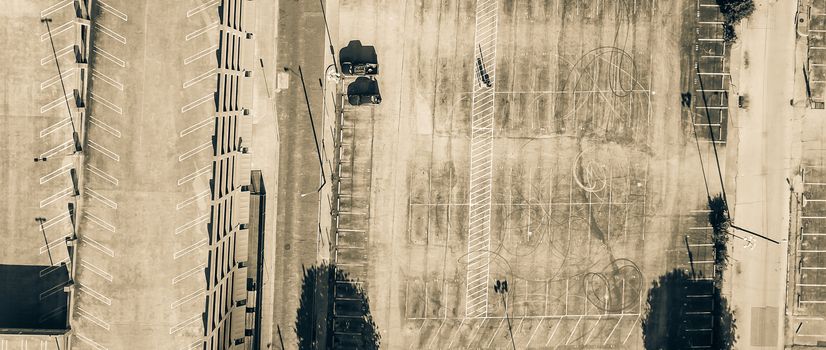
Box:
(339, 40, 379, 76)
(347, 76, 381, 106)
(476, 45, 492, 88)
(341, 62, 379, 75)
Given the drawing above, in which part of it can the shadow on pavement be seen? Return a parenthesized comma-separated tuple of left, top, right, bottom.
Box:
(642, 269, 736, 350)
(295, 263, 379, 350)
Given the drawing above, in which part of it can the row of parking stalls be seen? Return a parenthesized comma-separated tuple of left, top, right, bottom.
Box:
(327, 74, 377, 347)
(46, 0, 95, 348)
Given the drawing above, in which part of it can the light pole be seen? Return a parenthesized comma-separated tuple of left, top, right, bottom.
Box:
(35, 217, 54, 266)
(494, 280, 517, 350)
(318, 0, 339, 73)
(284, 66, 326, 192)
(41, 17, 81, 153)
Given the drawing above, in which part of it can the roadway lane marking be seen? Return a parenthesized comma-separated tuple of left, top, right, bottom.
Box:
(90, 92, 123, 115)
(170, 289, 205, 309)
(178, 141, 212, 162)
(169, 314, 202, 334)
(85, 187, 118, 209)
(88, 140, 121, 162)
(87, 164, 119, 186)
(184, 45, 218, 65)
(40, 187, 74, 208)
(75, 334, 108, 350)
(174, 238, 207, 260)
(39, 162, 72, 184)
(41, 68, 75, 90)
(172, 263, 206, 285)
(81, 260, 113, 282)
(89, 116, 122, 138)
(181, 93, 214, 113)
(95, 23, 126, 44)
(183, 69, 216, 89)
(77, 307, 111, 331)
(40, 92, 73, 113)
(40, 45, 73, 66)
(178, 165, 212, 186)
(180, 117, 213, 138)
(177, 189, 210, 210)
(98, 0, 128, 21)
(40, 20, 73, 42)
(40, 117, 71, 138)
(82, 235, 115, 258)
(40, 0, 72, 18)
(93, 47, 126, 67)
(91, 69, 124, 91)
(175, 213, 210, 235)
(187, 0, 219, 17)
(85, 212, 116, 233)
(185, 21, 219, 41)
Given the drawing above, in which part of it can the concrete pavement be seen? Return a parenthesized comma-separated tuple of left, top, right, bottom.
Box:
(729, 0, 797, 347)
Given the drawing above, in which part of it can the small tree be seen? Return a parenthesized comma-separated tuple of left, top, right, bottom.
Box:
(708, 194, 730, 286)
(715, 0, 756, 42)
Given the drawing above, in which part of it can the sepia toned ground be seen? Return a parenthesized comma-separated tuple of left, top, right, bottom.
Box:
(317, 0, 734, 348)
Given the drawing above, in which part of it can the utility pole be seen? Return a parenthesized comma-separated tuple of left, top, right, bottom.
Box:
(35, 217, 54, 266)
(41, 17, 81, 153)
(318, 0, 339, 73)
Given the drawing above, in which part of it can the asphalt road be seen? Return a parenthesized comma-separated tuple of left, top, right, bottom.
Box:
(272, 0, 329, 348)
(729, 0, 797, 347)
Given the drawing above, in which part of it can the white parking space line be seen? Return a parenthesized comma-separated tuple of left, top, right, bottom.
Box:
(82, 235, 115, 257)
(169, 314, 202, 334)
(87, 164, 119, 186)
(39, 282, 66, 300)
(177, 189, 210, 210)
(175, 214, 210, 235)
(95, 23, 126, 44)
(40, 139, 74, 158)
(39, 163, 72, 184)
(185, 21, 219, 41)
(89, 116, 122, 138)
(40, 187, 74, 208)
(178, 165, 212, 186)
(40, 233, 70, 255)
(85, 187, 118, 209)
(88, 140, 121, 162)
(184, 45, 218, 65)
(180, 341, 203, 350)
(171, 289, 205, 309)
(85, 212, 116, 233)
(41, 212, 70, 231)
(172, 263, 206, 285)
(41, 68, 75, 90)
(77, 307, 111, 331)
(180, 117, 213, 138)
(183, 69, 216, 89)
(186, 0, 219, 18)
(40, 45, 73, 66)
(74, 334, 108, 350)
(40, 0, 72, 19)
(40, 117, 72, 138)
(81, 260, 113, 282)
(90, 92, 123, 115)
(98, 0, 128, 21)
(40, 92, 73, 113)
(178, 141, 212, 162)
(181, 93, 214, 113)
(93, 47, 126, 67)
(174, 238, 207, 260)
(40, 20, 74, 42)
(91, 69, 124, 91)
